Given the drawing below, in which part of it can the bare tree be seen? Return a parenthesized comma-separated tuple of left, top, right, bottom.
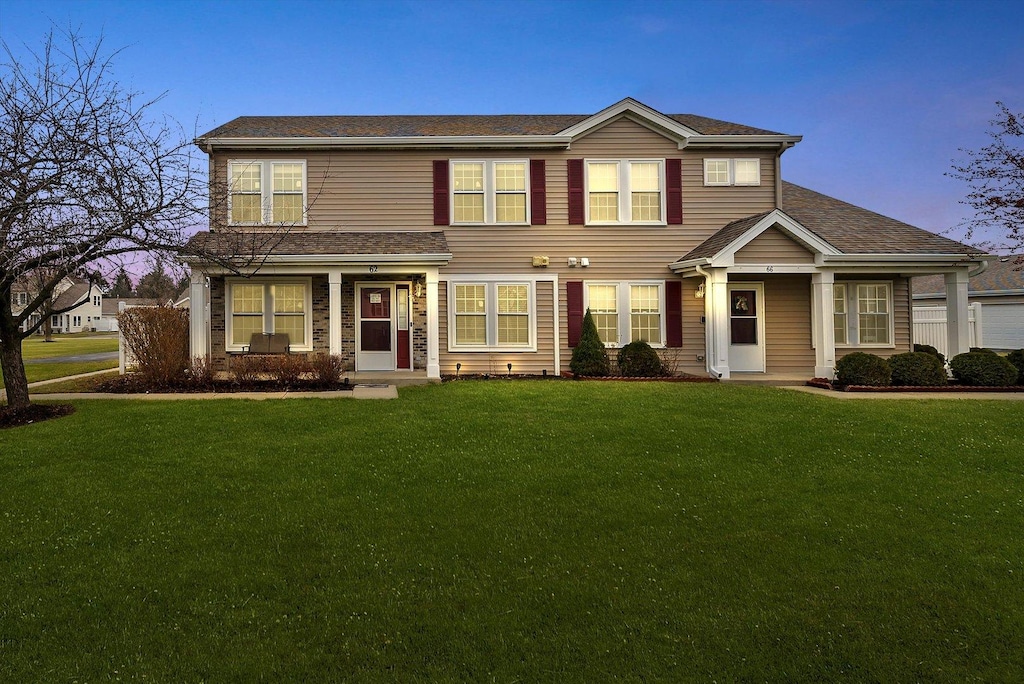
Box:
(948, 102, 1024, 253)
(0, 29, 209, 409)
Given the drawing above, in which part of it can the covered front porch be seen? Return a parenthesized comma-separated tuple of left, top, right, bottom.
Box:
(671, 209, 987, 380)
(185, 231, 452, 381)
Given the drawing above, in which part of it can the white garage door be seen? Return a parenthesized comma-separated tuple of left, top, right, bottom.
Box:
(983, 303, 1024, 350)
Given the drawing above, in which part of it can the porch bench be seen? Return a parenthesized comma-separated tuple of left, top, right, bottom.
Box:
(242, 332, 291, 355)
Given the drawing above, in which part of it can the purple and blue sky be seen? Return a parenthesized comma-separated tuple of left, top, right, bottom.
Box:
(2, 0, 1022, 249)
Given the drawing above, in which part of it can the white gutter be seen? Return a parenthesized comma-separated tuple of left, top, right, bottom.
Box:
(669, 257, 712, 273)
(682, 134, 803, 149)
(184, 252, 453, 266)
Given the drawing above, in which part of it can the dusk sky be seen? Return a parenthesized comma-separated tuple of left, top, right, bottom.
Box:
(2, 0, 1022, 250)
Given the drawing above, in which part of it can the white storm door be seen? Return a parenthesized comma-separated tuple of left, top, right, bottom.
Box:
(727, 283, 765, 372)
(356, 284, 396, 371)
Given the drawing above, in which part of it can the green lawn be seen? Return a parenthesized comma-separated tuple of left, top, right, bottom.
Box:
(1, 360, 119, 389)
(20, 333, 118, 361)
(1, 382, 1021, 680)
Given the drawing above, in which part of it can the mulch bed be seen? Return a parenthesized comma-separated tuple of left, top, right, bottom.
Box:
(0, 403, 76, 430)
(807, 378, 1024, 392)
(94, 375, 355, 394)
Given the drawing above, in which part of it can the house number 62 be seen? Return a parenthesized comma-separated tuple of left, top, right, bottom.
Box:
(368, 265, 378, 273)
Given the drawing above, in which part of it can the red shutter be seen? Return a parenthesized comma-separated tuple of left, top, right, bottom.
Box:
(666, 158, 682, 225)
(530, 159, 546, 225)
(567, 281, 584, 347)
(433, 160, 449, 226)
(666, 280, 682, 347)
(567, 159, 585, 225)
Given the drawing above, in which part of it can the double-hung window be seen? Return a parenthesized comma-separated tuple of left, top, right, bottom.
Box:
(585, 282, 665, 347)
(450, 281, 534, 350)
(229, 160, 307, 225)
(451, 161, 528, 225)
(585, 160, 665, 224)
(833, 281, 892, 346)
(227, 279, 311, 351)
(703, 158, 761, 186)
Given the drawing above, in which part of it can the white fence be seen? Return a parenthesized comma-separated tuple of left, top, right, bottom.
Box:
(912, 303, 982, 357)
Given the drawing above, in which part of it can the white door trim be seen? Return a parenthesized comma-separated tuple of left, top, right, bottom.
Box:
(355, 282, 397, 372)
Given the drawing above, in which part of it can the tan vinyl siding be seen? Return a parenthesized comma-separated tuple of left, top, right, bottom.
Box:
(734, 227, 814, 264)
(729, 275, 815, 373)
(210, 118, 778, 285)
(438, 280, 557, 375)
(677, 277, 708, 375)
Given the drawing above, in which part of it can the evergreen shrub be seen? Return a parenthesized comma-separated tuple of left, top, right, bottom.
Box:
(570, 309, 610, 377)
(835, 352, 891, 386)
(617, 341, 665, 377)
(889, 351, 947, 386)
(950, 352, 1018, 386)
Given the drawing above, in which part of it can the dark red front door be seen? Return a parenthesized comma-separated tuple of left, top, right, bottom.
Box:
(396, 285, 410, 369)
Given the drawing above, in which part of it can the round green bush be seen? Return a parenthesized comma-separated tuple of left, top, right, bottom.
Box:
(1006, 349, 1024, 385)
(889, 351, 947, 386)
(950, 352, 1018, 386)
(616, 341, 665, 377)
(835, 352, 891, 386)
(569, 309, 610, 377)
(970, 347, 998, 355)
(913, 343, 946, 366)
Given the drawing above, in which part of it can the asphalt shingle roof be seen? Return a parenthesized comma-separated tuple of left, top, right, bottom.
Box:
(185, 231, 450, 258)
(679, 182, 982, 262)
(198, 113, 784, 139)
(914, 255, 1024, 295)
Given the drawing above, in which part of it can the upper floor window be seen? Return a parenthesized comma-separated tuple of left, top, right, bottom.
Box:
(450, 161, 528, 225)
(14, 292, 28, 306)
(229, 160, 307, 225)
(703, 158, 761, 187)
(93, 295, 101, 307)
(585, 160, 665, 225)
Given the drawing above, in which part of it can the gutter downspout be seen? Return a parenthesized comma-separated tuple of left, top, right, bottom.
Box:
(968, 259, 988, 277)
(695, 264, 723, 379)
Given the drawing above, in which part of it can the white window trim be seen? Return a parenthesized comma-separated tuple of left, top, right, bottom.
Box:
(447, 276, 537, 352)
(584, 280, 666, 348)
(227, 159, 308, 227)
(584, 159, 666, 226)
(449, 160, 531, 226)
(834, 280, 895, 348)
(225, 277, 314, 352)
(703, 158, 761, 187)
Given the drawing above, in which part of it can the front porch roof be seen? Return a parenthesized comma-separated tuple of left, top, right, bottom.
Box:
(671, 182, 989, 273)
(184, 230, 452, 266)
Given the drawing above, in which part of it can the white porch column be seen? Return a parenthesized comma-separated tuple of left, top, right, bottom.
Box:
(189, 271, 208, 360)
(706, 268, 730, 379)
(426, 268, 440, 380)
(945, 269, 971, 358)
(328, 269, 343, 356)
(811, 271, 836, 378)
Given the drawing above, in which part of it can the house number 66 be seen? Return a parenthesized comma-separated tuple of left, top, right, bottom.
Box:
(765, 266, 774, 273)
(368, 265, 378, 273)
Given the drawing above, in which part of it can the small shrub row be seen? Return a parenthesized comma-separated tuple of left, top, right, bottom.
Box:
(835, 349, 1021, 388)
(569, 311, 667, 378)
(230, 353, 345, 388)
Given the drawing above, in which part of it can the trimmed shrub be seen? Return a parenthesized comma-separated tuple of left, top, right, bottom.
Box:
(950, 352, 1018, 386)
(889, 351, 947, 386)
(835, 352, 891, 387)
(1006, 349, 1024, 385)
(118, 305, 190, 386)
(270, 354, 310, 387)
(913, 343, 946, 367)
(309, 353, 345, 387)
(231, 355, 265, 384)
(970, 347, 998, 355)
(617, 341, 665, 377)
(187, 356, 215, 389)
(570, 309, 610, 377)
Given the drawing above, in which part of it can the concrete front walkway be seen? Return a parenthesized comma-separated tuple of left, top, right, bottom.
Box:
(784, 385, 1024, 401)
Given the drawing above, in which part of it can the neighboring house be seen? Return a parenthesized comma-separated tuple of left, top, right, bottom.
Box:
(97, 298, 164, 332)
(184, 98, 989, 380)
(914, 256, 1024, 350)
(10, 276, 104, 334)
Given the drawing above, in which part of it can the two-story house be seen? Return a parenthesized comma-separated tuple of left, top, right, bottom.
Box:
(11, 276, 104, 334)
(185, 98, 988, 381)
